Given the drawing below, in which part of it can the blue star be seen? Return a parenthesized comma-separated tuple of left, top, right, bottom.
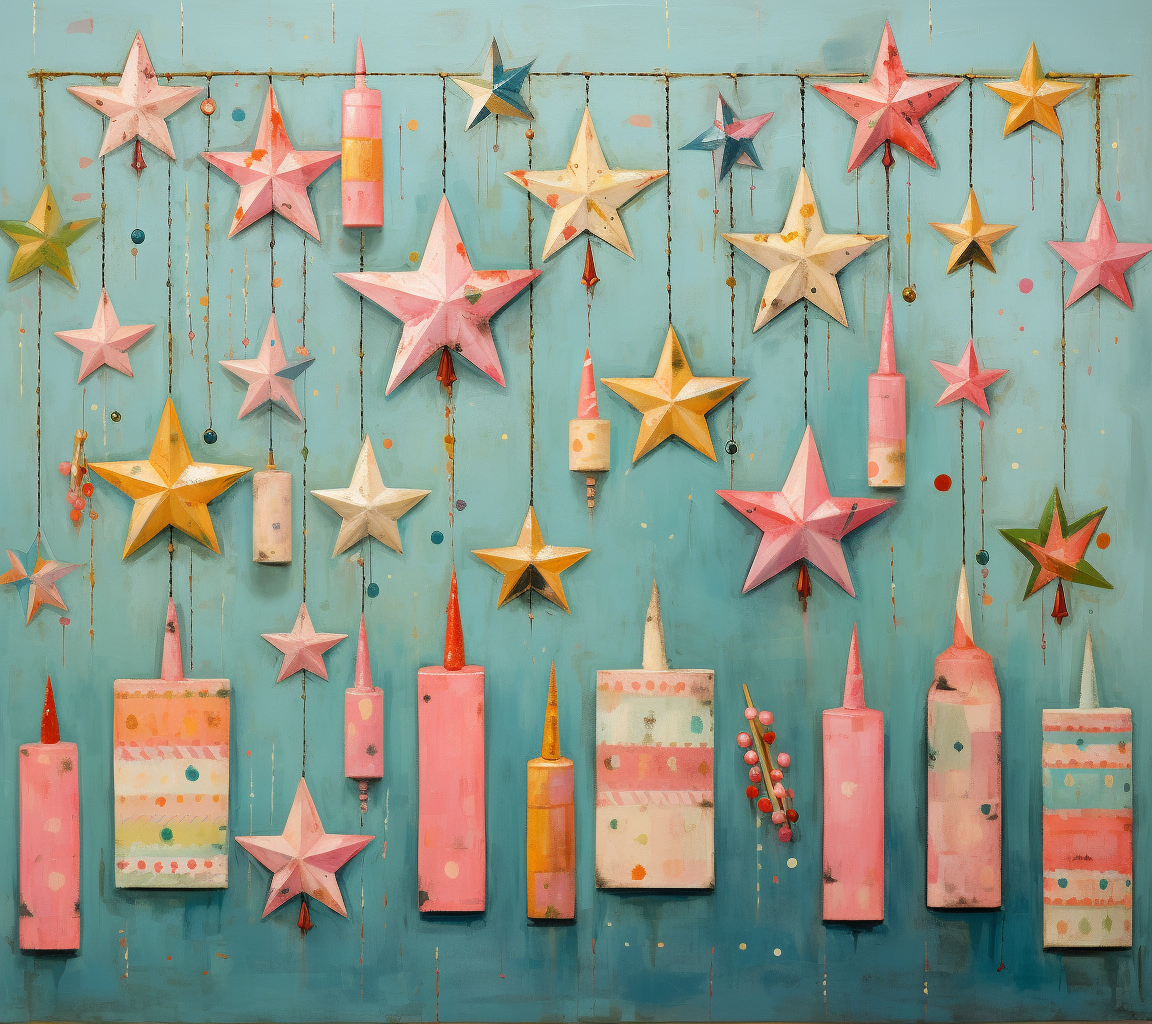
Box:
(451, 40, 534, 131)
(681, 93, 773, 185)
(0, 532, 80, 625)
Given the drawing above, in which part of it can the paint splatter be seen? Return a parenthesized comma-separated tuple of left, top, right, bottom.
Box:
(1096, 533, 1111, 549)
(627, 114, 652, 128)
(78, 157, 93, 169)
(71, 193, 90, 202)
(66, 18, 93, 33)
(934, 474, 952, 492)
(1019, 278, 1033, 293)
(232, 108, 245, 122)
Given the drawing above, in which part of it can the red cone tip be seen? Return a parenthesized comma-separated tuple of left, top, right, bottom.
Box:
(581, 240, 599, 292)
(355, 37, 367, 85)
(444, 567, 466, 671)
(796, 563, 812, 602)
(41, 676, 60, 744)
(578, 348, 599, 419)
(297, 899, 313, 933)
(354, 614, 373, 691)
(161, 597, 185, 681)
(1051, 580, 1069, 624)
(436, 347, 457, 389)
(878, 293, 897, 374)
(842, 624, 865, 709)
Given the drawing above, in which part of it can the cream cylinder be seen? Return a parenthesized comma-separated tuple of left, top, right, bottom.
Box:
(252, 457, 292, 564)
(568, 419, 610, 472)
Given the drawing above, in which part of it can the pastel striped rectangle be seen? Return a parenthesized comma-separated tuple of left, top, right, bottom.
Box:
(595, 744, 714, 792)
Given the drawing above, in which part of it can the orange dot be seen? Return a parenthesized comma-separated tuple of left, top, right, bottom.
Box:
(1096, 533, 1111, 549)
(407, 119, 418, 131)
(155, 796, 166, 806)
(867, 461, 879, 478)
(176, 794, 184, 803)
(199, 295, 209, 307)
(272, 277, 282, 288)
(631, 864, 647, 881)
(381, 438, 393, 449)
(982, 594, 993, 606)
(212, 794, 220, 802)
(934, 474, 952, 492)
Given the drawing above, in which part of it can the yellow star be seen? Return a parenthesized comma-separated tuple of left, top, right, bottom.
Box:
(472, 506, 589, 613)
(600, 325, 748, 462)
(88, 397, 251, 558)
(985, 43, 1082, 138)
(505, 106, 667, 260)
(929, 189, 1016, 274)
(0, 184, 97, 286)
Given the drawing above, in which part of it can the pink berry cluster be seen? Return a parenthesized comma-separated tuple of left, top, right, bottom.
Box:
(737, 705, 797, 842)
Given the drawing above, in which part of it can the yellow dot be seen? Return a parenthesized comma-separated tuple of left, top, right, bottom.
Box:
(409, 251, 419, 263)
(408, 119, 418, 131)
(91, 403, 98, 411)
(1101, 429, 1105, 434)
(657, 942, 664, 948)
(668, 534, 674, 540)
(1034, 349, 1039, 355)
(313, 389, 318, 396)
(787, 857, 797, 869)
(773, 948, 782, 957)
(739, 943, 747, 950)
(640, 522, 647, 528)
(1011, 462, 1019, 469)
(501, 433, 508, 440)
(1016, 427, 1022, 434)
(1113, 141, 1118, 149)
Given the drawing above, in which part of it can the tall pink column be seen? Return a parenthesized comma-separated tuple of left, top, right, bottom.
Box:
(345, 615, 384, 813)
(927, 565, 1002, 909)
(418, 568, 485, 911)
(868, 293, 906, 488)
(19, 677, 81, 950)
(823, 625, 884, 920)
(341, 37, 383, 228)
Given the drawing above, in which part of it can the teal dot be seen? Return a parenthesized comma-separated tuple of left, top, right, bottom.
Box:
(232, 107, 245, 121)
(954, 741, 964, 752)
(980, 803, 991, 815)
(1124, 783, 1130, 792)
(1099, 878, 1109, 890)
(976, 549, 989, 566)
(690, 715, 703, 734)
(185, 765, 200, 782)
(160, 827, 174, 843)
(431, 531, 444, 544)
(1057, 877, 1068, 889)
(366, 582, 380, 598)
(609, 819, 618, 830)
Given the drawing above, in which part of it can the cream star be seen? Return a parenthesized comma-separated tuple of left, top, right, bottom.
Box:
(724, 168, 884, 330)
(506, 106, 667, 260)
(54, 287, 153, 382)
(68, 32, 202, 159)
(310, 436, 429, 556)
(985, 43, 1082, 138)
(600, 325, 747, 462)
(929, 189, 1015, 274)
(261, 602, 347, 682)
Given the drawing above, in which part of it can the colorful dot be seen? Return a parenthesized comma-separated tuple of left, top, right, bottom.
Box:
(976, 549, 989, 565)
(131, 228, 145, 244)
(773, 948, 782, 957)
(1019, 278, 1034, 293)
(185, 765, 199, 782)
(160, 827, 173, 842)
(408, 119, 418, 131)
(381, 438, 393, 449)
(1011, 462, 1019, 470)
(934, 474, 952, 491)
(1097, 533, 1110, 549)
(232, 107, 245, 121)
(366, 582, 380, 598)
(431, 531, 444, 545)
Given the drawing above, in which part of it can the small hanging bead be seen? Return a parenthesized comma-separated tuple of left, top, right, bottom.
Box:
(757, 710, 773, 727)
(745, 785, 759, 799)
(777, 826, 793, 842)
(747, 767, 762, 783)
(776, 752, 791, 768)
(771, 810, 786, 825)
(743, 707, 757, 721)
(769, 769, 783, 783)
(736, 732, 752, 748)
(743, 750, 759, 766)
(757, 797, 773, 814)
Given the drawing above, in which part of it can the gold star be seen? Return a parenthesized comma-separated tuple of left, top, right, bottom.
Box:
(0, 185, 97, 286)
(985, 43, 1082, 138)
(89, 397, 251, 558)
(600, 325, 748, 462)
(473, 507, 589, 613)
(929, 189, 1016, 274)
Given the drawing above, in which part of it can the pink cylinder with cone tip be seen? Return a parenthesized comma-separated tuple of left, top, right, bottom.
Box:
(868, 294, 906, 488)
(822, 625, 884, 920)
(569, 348, 610, 474)
(345, 615, 383, 812)
(341, 38, 383, 228)
(252, 453, 292, 564)
(418, 569, 485, 911)
(927, 565, 1002, 909)
(20, 677, 80, 950)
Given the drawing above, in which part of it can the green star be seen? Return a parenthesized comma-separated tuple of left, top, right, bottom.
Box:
(0, 184, 97, 286)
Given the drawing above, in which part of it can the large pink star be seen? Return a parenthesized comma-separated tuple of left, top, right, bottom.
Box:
(261, 602, 347, 682)
(68, 32, 202, 159)
(335, 196, 539, 395)
(931, 339, 1007, 415)
(813, 21, 960, 172)
(1049, 198, 1152, 308)
(236, 776, 373, 919)
(202, 86, 340, 241)
(54, 288, 152, 382)
(219, 313, 314, 421)
(717, 426, 894, 597)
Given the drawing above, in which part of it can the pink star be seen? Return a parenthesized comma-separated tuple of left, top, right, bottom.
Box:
(717, 426, 894, 597)
(1024, 511, 1102, 594)
(335, 196, 539, 394)
(68, 32, 202, 159)
(54, 288, 152, 382)
(219, 313, 314, 421)
(261, 603, 347, 682)
(236, 776, 373, 919)
(202, 85, 340, 240)
(931, 339, 1008, 415)
(813, 21, 960, 172)
(1049, 198, 1152, 308)
(0, 533, 81, 626)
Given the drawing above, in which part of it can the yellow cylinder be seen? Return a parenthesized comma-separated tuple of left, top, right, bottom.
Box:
(569, 418, 610, 473)
(526, 756, 575, 919)
(252, 465, 292, 564)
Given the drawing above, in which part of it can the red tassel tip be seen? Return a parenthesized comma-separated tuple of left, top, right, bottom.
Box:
(436, 348, 457, 390)
(881, 140, 894, 169)
(41, 676, 60, 744)
(443, 567, 466, 670)
(1051, 580, 1069, 624)
(297, 899, 313, 933)
(581, 240, 599, 295)
(796, 563, 812, 604)
(131, 139, 147, 175)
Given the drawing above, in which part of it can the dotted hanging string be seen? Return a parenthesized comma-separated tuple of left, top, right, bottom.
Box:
(799, 76, 808, 424)
(203, 79, 214, 441)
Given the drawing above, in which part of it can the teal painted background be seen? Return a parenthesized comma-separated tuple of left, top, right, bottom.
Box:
(1, 0, 1149, 1019)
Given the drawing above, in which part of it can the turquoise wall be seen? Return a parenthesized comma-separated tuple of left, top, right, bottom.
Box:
(2, 0, 1149, 1019)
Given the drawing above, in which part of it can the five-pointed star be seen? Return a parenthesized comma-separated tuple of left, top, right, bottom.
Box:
(506, 106, 667, 260)
(451, 39, 533, 130)
(0, 533, 80, 625)
(336, 196, 538, 394)
(219, 312, 314, 420)
(600, 324, 748, 462)
(311, 435, 429, 556)
(67, 32, 202, 159)
(0, 185, 97, 286)
(236, 776, 372, 918)
(931, 339, 1008, 415)
(88, 397, 251, 558)
(1049, 198, 1152, 309)
(929, 189, 1016, 275)
(261, 602, 348, 682)
(717, 426, 894, 597)
(813, 21, 961, 171)
(54, 287, 153, 381)
(1000, 487, 1111, 599)
(202, 85, 340, 240)
(681, 93, 773, 186)
(985, 43, 1082, 138)
(472, 506, 589, 613)
(724, 168, 884, 330)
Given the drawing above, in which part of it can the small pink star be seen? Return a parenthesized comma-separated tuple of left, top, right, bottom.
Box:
(717, 426, 894, 597)
(931, 339, 1008, 415)
(813, 21, 961, 172)
(202, 85, 339, 240)
(219, 313, 314, 421)
(1049, 197, 1152, 308)
(236, 776, 373, 919)
(261, 602, 347, 682)
(0, 533, 80, 626)
(54, 288, 153, 382)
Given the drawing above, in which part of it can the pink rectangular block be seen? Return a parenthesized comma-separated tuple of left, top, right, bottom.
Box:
(418, 665, 485, 912)
(19, 741, 80, 950)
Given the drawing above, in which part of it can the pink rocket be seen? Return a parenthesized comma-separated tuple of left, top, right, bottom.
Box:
(345, 615, 384, 812)
(569, 348, 610, 507)
(927, 565, 1002, 909)
(868, 294, 906, 488)
(341, 38, 383, 228)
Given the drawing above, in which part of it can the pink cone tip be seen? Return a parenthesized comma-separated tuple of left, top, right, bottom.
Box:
(578, 348, 599, 419)
(842, 624, 865, 709)
(161, 598, 185, 681)
(878, 293, 897, 374)
(953, 563, 974, 648)
(355, 37, 367, 87)
(354, 614, 373, 691)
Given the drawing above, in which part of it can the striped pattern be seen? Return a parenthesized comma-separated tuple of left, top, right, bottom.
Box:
(1042, 708, 1131, 947)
